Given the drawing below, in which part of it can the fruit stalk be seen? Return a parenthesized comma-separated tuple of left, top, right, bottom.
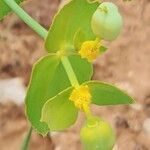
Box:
(61, 56, 79, 87)
(21, 127, 32, 150)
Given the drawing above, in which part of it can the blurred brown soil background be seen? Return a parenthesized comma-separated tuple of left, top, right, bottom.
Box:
(0, 0, 150, 150)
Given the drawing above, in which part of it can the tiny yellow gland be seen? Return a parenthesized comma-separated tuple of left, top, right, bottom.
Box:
(79, 40, 100, 62)
(69, 85, 91, 112)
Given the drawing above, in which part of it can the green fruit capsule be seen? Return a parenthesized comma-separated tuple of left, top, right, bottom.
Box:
(80, 117, 115, 150)
(91, 2, 123, 41)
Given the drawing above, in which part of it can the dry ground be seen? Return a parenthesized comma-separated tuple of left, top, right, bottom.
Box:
(0, 0, 150, 150)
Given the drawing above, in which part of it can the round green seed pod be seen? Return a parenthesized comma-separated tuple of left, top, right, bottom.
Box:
(80, 117, 115, 150)
(91, 2, 123, 41)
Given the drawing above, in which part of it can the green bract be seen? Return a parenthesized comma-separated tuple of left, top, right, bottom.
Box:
(80, 117, 115, 150)
(41, 87, 78, 131)
(25, 54, 93, 135)
(45, 0, 99, 53)
(41, 81, 134, 132)
(91, 2, 123, 41)
(85, 81, 134, 105)
(0, 0, 24, 20)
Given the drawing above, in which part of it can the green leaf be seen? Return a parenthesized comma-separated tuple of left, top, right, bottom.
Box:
(41, 87, 78, 131)
(0, 0, 24, 21)
(86, 81, 134, 105)
(26, 54, 92, 135)
(25, 54, 60, 135)
(45, 0, 99, 53)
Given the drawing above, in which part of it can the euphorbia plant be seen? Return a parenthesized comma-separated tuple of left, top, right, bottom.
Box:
(0, 0, 134, 149)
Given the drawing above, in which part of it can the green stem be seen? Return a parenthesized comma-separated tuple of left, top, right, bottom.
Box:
(21, 127, 32, 150)
(3, 0, 48, 39)
(61, 56, 79, 87)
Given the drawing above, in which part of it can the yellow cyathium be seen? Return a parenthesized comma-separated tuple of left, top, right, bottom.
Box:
(69, 85, 91, 112)
(79, 39, 100, 62)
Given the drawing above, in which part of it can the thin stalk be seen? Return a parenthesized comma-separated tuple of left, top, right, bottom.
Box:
(61, 56, 79, 87)
(21, 127, 32, 150)
(3, 0, 48, 39)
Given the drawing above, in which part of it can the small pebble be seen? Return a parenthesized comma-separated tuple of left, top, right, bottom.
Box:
(0, 78, 25, 104)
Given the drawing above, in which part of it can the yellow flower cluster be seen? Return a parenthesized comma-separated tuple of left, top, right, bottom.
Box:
(79, 40, 100, 62)
(69, 85, 91, 112)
